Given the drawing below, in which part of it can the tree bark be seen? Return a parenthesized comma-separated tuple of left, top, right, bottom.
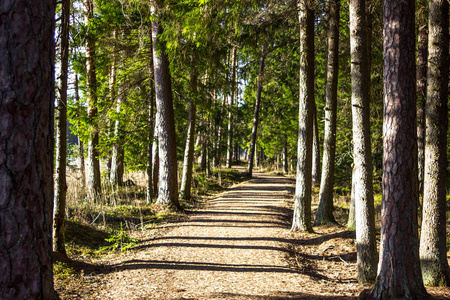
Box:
(54, 0, 70, 255)
(152, 2, 180, 208)
(180, 70, 198, 200)
(291, 0, 314, 233)
(315, 0, 339, 226)
(85, 0, 101, 200)
(416, 6, 428, 200)
(0, 0, 56, 298)
(226, 46, 237, 169)
(419, 0, 450, 287)
(311, 104, 321, 187)
(363, 0, 430, 297)
(349, 0, 377, 284)
(347, 165, 356, 230)
(146, 81, 155, 204)
(247, 45, 267, 177)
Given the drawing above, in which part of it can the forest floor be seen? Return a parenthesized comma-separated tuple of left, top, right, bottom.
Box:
(55, 169, 450, 299)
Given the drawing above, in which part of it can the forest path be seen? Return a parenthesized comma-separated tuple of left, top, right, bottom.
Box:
(96, 171, 318, 299)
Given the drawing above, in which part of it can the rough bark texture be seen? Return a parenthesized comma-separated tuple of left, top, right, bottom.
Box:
(311, 104, 320, 187)
(54, 0, 70, 255)
(291, 0, 314, 233)
(363, 0, 430, 297)
(0, 0, 56, 298)
(247, 46, 266, 177)
(152, 3, 180, 208)
(85, 0, 101, 200)
(146, 73, 155, 204)
(416, 9, 428, 199)
(349, 0, 377, 284)
(180, 71, 197, 200)
(315, 0, 339, 226)
(419, 0, 450, 287)
(226, 47, 237, 169)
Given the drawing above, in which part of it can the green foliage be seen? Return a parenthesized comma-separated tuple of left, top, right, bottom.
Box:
(99, 223, 139, 253)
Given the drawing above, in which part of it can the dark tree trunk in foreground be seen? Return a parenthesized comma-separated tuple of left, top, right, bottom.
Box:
(349, 0, 377, 284)
(247, 45, 266, 177)
(419, 0, 450, 287)
(54, 0, 70, 255)
(315, 0, 339, 226)
(0, 0, 55, 298)
(362, 0, 429, 297)
(180, 70, 198, 200)
(152, 2, 180, 208)
(291, 0, 314, 233)
(85, 0, 101, 200)
(416, 6, 427, 200)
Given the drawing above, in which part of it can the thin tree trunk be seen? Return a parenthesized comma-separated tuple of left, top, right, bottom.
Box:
(363, 0, 430, 296)
(282, 136, 288, 174)
(75, 74, 86, 191)
(419, 0, 450, 287)
(146, 83, 155, 204)
(247, 45, 267, 177)
(226, 46, 237, 168)
(291, 0, 314, 233)
(152, 118, 159, 197)
(152, 2, 179, 208)
(315, 0, 339, 226)
(0, 0, 56, 297)
(416, 9, 428, 201)
(54, 0, 70, 255)
(311, 103, 320, 187)
(180, 70, 198, 200)
(85, 0, 101, 200)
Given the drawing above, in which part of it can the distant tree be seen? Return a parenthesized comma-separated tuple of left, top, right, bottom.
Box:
(54, 0, 71, 255)
(180, 67, 198, 200)
(0, 0, 56, 298)
(362, 0, 430, 296)
(226, 46, 238, 169)
(247, 44, 267, 177)
(291, 0, 314, 232)
(315, 0, 340, 226)
(85, 0, 102, 199)
(419, 0, 450, 287)
(152, 1, 180, 208)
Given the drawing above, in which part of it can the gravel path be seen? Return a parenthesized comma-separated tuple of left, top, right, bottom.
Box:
(96, 172, 316, 299)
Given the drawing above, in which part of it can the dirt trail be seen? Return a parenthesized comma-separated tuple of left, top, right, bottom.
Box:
(95, 172, 325, 299)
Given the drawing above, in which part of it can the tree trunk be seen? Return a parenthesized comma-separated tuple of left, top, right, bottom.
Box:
(75, 73, 86, 192)
(54, 0, 70, 255)
(180, 70, 198, 200)
(363, 0, 430, 297)
(0, 0, 55, 298)
(152, 2, 180, 208)
(146, 83, 155, 204)
(151, 117, 159, 197)
(419, 0, 450, 287)
(247, 45, 267, 177)
(291, 0, 314, 233)
(315, 0, 339, 226)
(311, 103, 321, 187)
(226, 46, 237, 168)
(282, 136, 288, 174)
(85, 0, 101, 200)
(349, 0, 377, 284)
(416, 8, 428, 201)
